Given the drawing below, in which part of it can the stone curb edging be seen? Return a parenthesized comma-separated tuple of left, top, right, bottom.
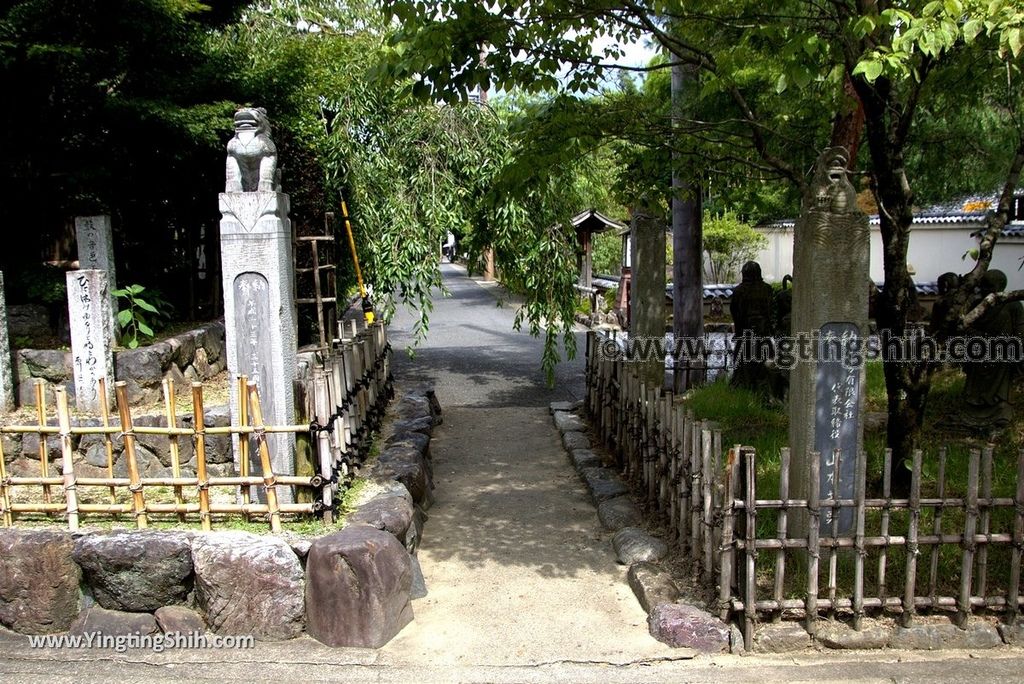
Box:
(0, 386, 442, 650)
(552, 402, 1024, 654)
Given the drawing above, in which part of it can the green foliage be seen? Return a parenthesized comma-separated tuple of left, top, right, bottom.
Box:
(703, 211, 768, 284)
(592, 230, 623, 275)
(113, 284, 171, 349)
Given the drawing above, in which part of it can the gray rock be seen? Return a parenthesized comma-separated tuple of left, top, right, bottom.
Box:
(191, 532, 304, 640)
(374, 447, 434, 509)
(154, 605, 206, 634)
(385, 431, 430, 457)
(73, 531, 193, 612)
(648, 603, 728, 652)
(612, 527, 668, 565)
(115, 346, 163, 384)
(1, 433, 22, 462)
(20, 432, 61, 460)
(305, 525, 413, 648)
(998, 621, 1024, 645)
(394, 395, 436, 424)
(753, 622, 811, 653)
(84, 443, 114, 468)
(597, 496, 643, 531)
(570, 448, 602, 471)
(20, 349, 72, 382)
(890, 622, 1002, 650)
(562, 431, 590, 451)
(410, 553, 428, 600)
(816, 622, 891, 649)
(8, 304, 51, 341)
(549, 400, 582, 413)
(0, 529, 81, 634)
(580, 467, 630, 504)
(627, 561, 680, 614)
(69, 605, 158, 637)
(347, 482, 416, 545)
(553, 411, 584, 433)
(391, 416, 434, 436)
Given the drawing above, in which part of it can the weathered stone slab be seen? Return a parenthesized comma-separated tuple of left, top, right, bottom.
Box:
(627, 562, 680, 614)
(998, 621, 1024, 645)
(562, 431, 590, 451)
(597, 496, 643, 531)
(69, 605, 158, 637)
(73, 531, 193, 612)
(570, 448, 602, 471)
(890, 622, 1002, 650)
(580, 467, 629, 504)
(154, 605, 206, 634)
(385, 431, 431, 457)
(612, 527, 668, 565)
(817, 621, 891, 649)
(549, 400, 582, 414)
(0, 529, 81, 634)
(191, 532, 304, 640)
(305, 525, 413, 648)
(648, 603, 728, 652)
(409, 553, 428, 600)
(553, 411, 584, 433)
(752, 622, 811, 653)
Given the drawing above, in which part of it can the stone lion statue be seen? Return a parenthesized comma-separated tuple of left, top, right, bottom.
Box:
(808, 146, 858, 214)
(225, 107, 281, 193)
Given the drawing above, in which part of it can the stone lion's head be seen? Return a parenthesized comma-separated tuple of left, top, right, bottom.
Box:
(233, 107, 271, 135)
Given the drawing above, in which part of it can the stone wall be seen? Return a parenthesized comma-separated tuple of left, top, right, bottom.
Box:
(11, 320, 226, 407)
(0, 385, 441, 649)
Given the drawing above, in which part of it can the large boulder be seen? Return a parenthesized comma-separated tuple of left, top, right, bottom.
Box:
(191, 532, 304, 640)
(346, 481, 416, 546)
(553, 411, 585, 433)
(0, 529, 81, 634)
(373, 447, 434, 509)
(597, 496, 643, 531)
(580, 467, 630, 504)
(305, 525, 413, 648)
(627, 562, 680, 613)
(73, 531, 193, 612)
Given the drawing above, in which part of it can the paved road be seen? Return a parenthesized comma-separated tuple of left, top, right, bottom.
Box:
(387, 263, 585, 408)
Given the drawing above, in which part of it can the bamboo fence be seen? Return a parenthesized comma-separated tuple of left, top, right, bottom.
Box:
(585, 331, 1024, 650)
(0, 319, 393, 532)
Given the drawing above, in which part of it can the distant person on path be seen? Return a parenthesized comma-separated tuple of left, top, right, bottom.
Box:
(442, 231, 456, 262)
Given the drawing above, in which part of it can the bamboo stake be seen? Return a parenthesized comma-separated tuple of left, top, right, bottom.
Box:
(878, 448, 893, 605)
(313, 371, 334, 524)
(690, 411, 701, 568)
(681, 409, 693, 551)
(702, 421, 714, 584)
(900, 448, 923, 627)
(773, 447, 791, 623)
(162, 379, 185, 522)
(712, 429, 724, 571)
(0, 423, 12, 527)
(247, 382, 282, 533)
(192, 382, 212, 531)
(852, 446, 867, 631)
(978, 445, 994, 600)
(659, 391, 671, 512)
(719, 445, 740, 622)
(238, 375, 251, 513)
(806, 451, 821, 638)
(928, 448, 948, 602)
(743, 446, 757, 651)
(114, 382, 147, 528)
(956, 448, 981, 628)
(35, 380, 52, 508)
(97, 377, 117, 508)
(1008, 449, 1024, 624)
(54, 388, 79, 531)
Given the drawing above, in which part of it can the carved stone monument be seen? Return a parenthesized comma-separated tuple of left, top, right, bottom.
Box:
(789, 148, 869, 533)
(0, 273, 13, 411)
(219, 108, 297, 500)
(75, 215, 119, 340)
(66, 270, 115, 412)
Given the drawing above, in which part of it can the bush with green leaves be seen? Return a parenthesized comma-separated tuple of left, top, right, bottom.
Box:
(113, 284, 172, 349)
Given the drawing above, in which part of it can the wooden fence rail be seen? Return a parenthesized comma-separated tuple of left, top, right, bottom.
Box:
(584, 331, 1024, 650)
(0, 319, 393, 532)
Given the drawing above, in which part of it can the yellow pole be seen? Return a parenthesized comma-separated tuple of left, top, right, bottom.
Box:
(340, 199, 374, 325)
